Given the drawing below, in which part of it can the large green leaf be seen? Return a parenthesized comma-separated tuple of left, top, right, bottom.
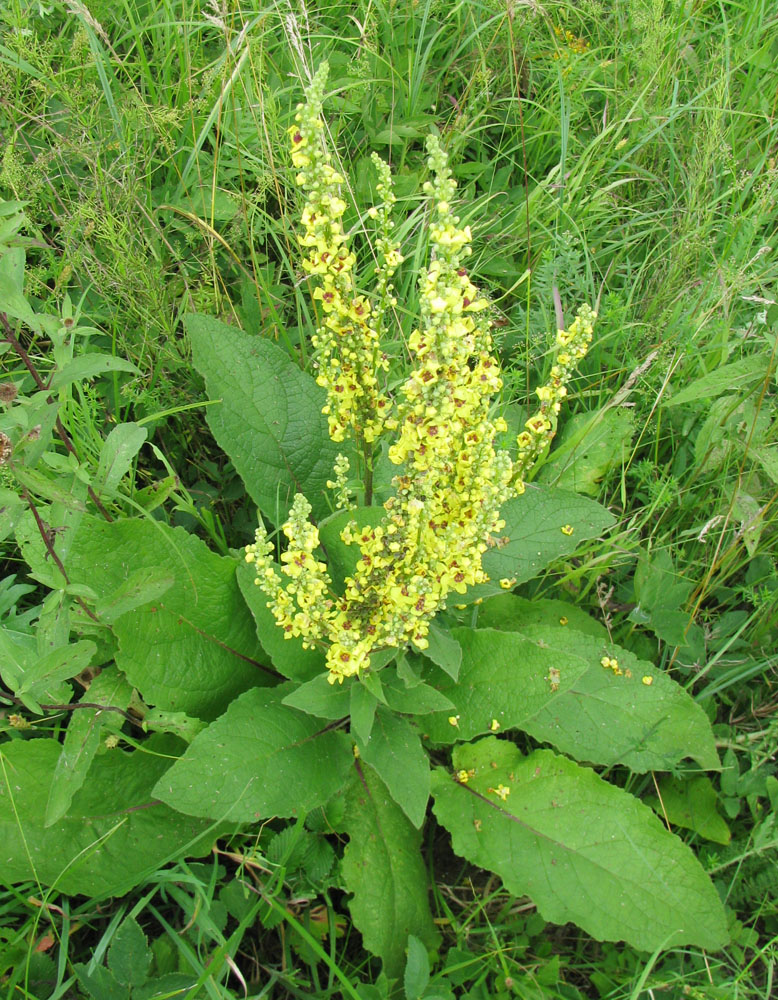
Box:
(431, 738, 729, 951)
(186, 314, 345, 522)
(458, 485, 615, 604)
(517, 625, 719, 772)
(357, 706, 429, 828)
(421, 627, 591, 744)
(0, 738, 215, 898)
(16, 513, 263, 720)
(342, 762, 439, 979)
(153, 686, 353, 822)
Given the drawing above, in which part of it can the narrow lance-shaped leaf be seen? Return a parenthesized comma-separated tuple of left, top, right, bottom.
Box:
(431, 737, 729, 952)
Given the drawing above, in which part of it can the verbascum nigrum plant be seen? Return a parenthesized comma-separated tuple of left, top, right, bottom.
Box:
(245, 63, 595, 684)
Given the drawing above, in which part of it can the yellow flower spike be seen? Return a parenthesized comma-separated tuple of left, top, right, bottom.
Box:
(247, 70, 597, 686)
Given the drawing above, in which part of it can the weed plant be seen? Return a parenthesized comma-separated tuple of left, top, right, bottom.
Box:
(1, 1, 777, 998)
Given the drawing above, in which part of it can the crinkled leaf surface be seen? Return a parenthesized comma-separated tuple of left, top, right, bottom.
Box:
(16, 513, 263, 720)
(421, 627, 590, 744)
(357, 706, 429, 828)
(153, 686, 353, 822)
(0, 738, 215, 898)
(342, 762, 439, 979)
(463, 485, 615, 603)
(431, 738, 728, 951)
(518, 625, 719, 772)
(186, 314, 345, 522)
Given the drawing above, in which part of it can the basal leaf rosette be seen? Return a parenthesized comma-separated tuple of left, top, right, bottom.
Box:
(245, 65, 595, 684)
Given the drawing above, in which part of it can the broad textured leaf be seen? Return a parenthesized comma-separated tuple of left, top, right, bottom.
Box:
(519, 625, 719, 772)
(649, 776, 731, 845)
(0, 738, 215, 898)
(382, 670, 455, 715)
(431, 738, 729, 951)
(422, 622, 462, 680)
(472, 485, 615, 599)
(153, 686, 353, 822)
(186, 314, 345, 522)
(17, 513, 263, 720)
(343, 762, 439, 979)
(357, 706, 429, 828)
(539, 409, 633, 496)
(236, 560, 323, 681)
(45, 669, 133, 826)
(421, 627, 590, 744)
(351, 682, 378, 745)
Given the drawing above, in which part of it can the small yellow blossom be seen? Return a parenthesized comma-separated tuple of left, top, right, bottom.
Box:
(561, 524, 574, 536)
(456, 769, 470, 783)
(499, 578, 516, 589)
(489, 784, 511, 801)
(559, 616, 569, 625)
(490, 719, 501, 732)
(642, 675, 654, 686)
(448, 715, 461, 727)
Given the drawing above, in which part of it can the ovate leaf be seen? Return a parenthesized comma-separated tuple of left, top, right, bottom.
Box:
(153, 686, 353, 822)
(467, 485, 614, 602)
(343, 762, 439, 979)
(649, 776, 731, 845)
(431, 738, 728, 951)
(187, 314, 346, 522)
(665, 355, 766, 407)
(94, 422, 148, 497)
(519, 625, 719, 772)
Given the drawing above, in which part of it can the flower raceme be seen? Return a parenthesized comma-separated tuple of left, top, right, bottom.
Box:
(245, 64, 595, 684)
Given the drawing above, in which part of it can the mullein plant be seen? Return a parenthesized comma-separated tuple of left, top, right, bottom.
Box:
(245, 63, 595, 684)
